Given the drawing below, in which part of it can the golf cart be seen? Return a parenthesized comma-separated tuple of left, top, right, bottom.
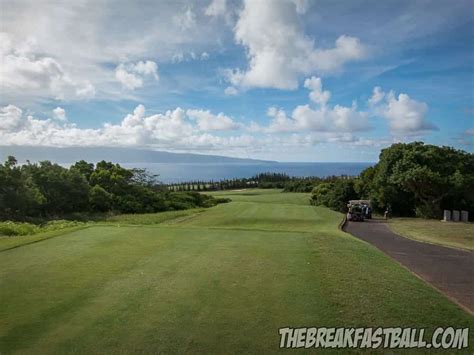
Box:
(347, 200, 372, 222)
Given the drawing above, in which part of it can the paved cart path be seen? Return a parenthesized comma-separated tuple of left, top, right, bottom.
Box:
(344, 219, 474, 314)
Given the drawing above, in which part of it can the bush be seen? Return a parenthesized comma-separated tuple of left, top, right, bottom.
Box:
(0, 220, 85, 237)
(0, 221, 39, 236)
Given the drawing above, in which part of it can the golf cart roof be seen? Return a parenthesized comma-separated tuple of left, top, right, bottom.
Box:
(348, 200, 371, 206)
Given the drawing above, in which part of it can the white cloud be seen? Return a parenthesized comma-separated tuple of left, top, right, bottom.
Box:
(228, 0, 367, 90)
(187, 109, 239, 131)
(0, 104, 245, 152)
(268, 103, 369, 133)
(465, 128, 474, 136)
(0, 2, 226, 102)
(115, 61, 158, 90)
(173, 7, 196, 31)
(0, 33, 96, 101)
(267, 107, 298, 132)
(224, 86, 239, 96)
(370, 88, 437, 135)
(172, 51, 210, 63)
(0, 102, 401, 158)
(368, 86, 385, 106)
(304, 77, 331, 106)
(115, 67, 143, 90)
(76, 83, 96, 98)
(330, 103, 370, 132)
(52, 107, 67, 121)
(205, 0, 227, 17)
(266, 77, 370, 133)
(0, 105, 24, 132)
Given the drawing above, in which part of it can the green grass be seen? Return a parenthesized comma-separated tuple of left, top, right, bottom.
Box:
(103, 208, 206, 225)
(1, 190, 473, 353)
(0, 220, 86, 237)
(388, 218, 474, 251)
(0, 226, 90, 252)
(206, 188, 312, 206)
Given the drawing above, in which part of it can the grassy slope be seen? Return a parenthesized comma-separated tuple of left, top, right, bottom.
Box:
(0, 226, 90, 252)
(103, 208, 206, 225)
(0, 190, 472, 353)
(388, 218, 474, 251)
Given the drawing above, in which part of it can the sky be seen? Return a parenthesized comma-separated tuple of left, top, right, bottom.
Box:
(0, 0, 473, 162)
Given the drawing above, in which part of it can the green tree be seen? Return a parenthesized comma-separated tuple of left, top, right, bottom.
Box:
(71, 160, 94, 181)
(89, 185, 113, 212)
(359, 142, 474, 218)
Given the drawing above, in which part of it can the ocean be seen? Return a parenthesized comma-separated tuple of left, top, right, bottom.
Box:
(121, 162, 374, 183)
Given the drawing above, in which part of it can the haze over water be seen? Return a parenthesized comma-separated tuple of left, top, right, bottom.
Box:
(123, 162, 373, 183)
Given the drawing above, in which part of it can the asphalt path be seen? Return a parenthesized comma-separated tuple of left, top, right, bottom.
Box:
(344, 219, 474, 314)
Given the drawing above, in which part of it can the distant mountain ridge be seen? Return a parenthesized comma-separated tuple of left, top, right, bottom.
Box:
(0, 146, 275, 164)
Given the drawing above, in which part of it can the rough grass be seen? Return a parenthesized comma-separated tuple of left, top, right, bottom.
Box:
(388, 218, 474, 251)
(1, 190, 473, 353)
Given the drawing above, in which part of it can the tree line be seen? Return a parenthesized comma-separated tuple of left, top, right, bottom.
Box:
(2, 142, 471, 221)
(167, 173, 355, 192)
(167, 173, 292, 191)
(0, 157, 228, 220)
(310, 142, 474, 219)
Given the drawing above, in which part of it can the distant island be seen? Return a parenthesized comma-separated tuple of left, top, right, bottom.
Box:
(0, 146, 275, 165)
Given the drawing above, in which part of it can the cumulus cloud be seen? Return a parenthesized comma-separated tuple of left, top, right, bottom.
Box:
(304, 77, 331, 106)
(368, 86, 385, 107)
(186, 109, 239, 131)
(0, 33, 95, 101)
(266, 77, 370, 133)
(369, 88, 437, 135)
(228, 0, 367, 90)
(115, 60, 159, 90)
(0, 102, 401, 157)
(52, 107, 67, 121)
(267, 103, 369, 133)
(0, 105, 24, 132)
(0, 104, 246, 152)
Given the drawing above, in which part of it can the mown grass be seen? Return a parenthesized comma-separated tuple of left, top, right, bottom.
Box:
(388, 218, 474, 251)
(0, 225, 90, 252)
(0, 220, 89, 252)
(206, 188, 312, 206)
(1, 189, 473, 353)
(103, 208, 206, 225)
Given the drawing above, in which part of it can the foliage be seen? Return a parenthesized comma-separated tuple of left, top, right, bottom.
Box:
(307, 142, 473, 218)
(0, 157, 226, 220)
(89, 185, 114, 212)
(357, 142, 474, 218)
(0, 220, 85, 236)
(310, 179, 358, 212)
(168, 173, 349, 193)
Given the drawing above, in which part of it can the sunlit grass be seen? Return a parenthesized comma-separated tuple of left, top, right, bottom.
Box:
(1, 189, 472, 353)
(388, 218, 474, 251)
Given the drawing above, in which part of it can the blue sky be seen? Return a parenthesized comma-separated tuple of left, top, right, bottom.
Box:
(0, 0, 473, 162)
